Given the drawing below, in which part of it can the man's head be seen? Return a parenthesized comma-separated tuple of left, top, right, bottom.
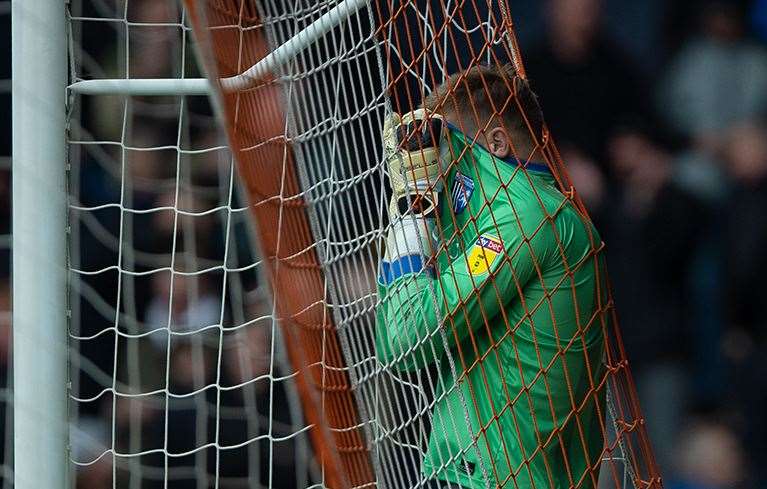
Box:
(421, 64, 545, 161)
(547, 0, 602, 58)
(725, 123, 767, 186)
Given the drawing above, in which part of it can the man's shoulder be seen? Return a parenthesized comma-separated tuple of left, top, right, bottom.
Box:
(507, 175, 568, 216)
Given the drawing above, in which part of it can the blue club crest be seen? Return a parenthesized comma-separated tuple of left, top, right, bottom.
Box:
(451, 171, 475, 214)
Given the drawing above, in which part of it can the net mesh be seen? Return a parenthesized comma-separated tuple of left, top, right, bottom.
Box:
(66, 0, 660, 488)
(67, 1, 314, 487)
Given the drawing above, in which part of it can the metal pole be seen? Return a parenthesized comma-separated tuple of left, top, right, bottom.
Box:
(12, 0, 69, 487)
(219, 0, 369, 91)
(68, 0, 370, 96)
(69, 77, 210, 96)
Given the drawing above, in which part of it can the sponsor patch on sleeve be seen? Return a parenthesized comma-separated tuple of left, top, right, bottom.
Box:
(467, 235, 504, 276)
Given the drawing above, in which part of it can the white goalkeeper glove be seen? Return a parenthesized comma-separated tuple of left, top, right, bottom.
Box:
(383, 109, 448, 218)
(380, 109, 447, 281)
(380, 213, 436, 283)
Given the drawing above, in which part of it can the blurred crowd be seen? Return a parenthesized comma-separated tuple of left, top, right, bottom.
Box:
(3, 0, 767, 487)
(520, 0, 767, 487)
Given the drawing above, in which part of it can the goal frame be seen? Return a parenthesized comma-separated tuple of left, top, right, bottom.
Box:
(11, 0, 69, 488)
(11, 1, 376, 487)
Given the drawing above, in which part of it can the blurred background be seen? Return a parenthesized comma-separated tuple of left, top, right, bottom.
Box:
(4, 0, 767, 488)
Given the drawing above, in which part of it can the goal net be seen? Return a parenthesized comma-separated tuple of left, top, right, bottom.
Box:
(65, 0, 660, 488)
(67, 1, 314, 488)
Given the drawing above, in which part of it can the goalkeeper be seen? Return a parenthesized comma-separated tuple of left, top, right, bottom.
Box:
(376, 65, 606, 489)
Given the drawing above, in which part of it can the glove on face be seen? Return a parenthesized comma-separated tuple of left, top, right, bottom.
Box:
(381, 109, 447, 268)
(383, 109, 447, 218)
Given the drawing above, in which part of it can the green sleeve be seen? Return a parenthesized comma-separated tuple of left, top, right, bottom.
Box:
(376, 212, 544, 371)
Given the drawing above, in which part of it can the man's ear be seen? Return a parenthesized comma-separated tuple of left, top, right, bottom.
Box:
(487, 127, 511, 158)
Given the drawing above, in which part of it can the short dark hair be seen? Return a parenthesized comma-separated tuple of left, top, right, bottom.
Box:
(422, 64, 545, 144)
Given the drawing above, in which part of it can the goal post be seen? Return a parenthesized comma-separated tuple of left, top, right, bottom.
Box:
(11, 0, 69, 488)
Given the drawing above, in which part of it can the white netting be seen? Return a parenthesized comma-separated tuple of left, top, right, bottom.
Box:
(67, 1, 315, 487)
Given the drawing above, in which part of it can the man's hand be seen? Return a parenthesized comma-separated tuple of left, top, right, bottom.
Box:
(380, 109, 447, 278)
(383, 109, 447, 217)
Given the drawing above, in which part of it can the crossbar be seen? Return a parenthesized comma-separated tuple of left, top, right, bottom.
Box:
(69, 78, 210, 96)
(68, 0, 369, 96)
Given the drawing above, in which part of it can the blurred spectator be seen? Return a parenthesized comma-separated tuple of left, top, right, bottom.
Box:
(601, 0, 668, 73)
(71, 413, 111, 489)
(525, 0, 649, 170)
(658, 1, 767, 147)
(147, 189, 223, 264)
(582, 127, 714, 473)
(217, 287, 300, 489)
(600, 128, 694, 321)
(145, 270, 221, 350)
(668, 420, 745, 489)
(558, 146, 606, 211)
(721, 124, 767, 484)
(223, 325, 271, 389)
(127, 0, 179, 79)
(723, 123, 767, 338)
(76, 457, 112, 489)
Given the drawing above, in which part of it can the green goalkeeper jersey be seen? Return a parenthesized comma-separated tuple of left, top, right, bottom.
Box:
(376, 127, 607, 489)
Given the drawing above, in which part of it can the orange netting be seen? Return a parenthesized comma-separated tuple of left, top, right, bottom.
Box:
(185, 2, 374, 487)
(185, 1, 661, 488)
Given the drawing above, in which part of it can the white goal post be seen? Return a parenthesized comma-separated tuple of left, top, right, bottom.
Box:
(11, 0, 69, 488)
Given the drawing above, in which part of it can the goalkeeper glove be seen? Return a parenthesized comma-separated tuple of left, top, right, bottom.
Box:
(380, 109, 447, 281)
(383, 109, 447, 217)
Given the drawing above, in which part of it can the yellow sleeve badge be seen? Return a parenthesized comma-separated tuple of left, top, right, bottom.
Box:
(467, 235, 504, 276)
